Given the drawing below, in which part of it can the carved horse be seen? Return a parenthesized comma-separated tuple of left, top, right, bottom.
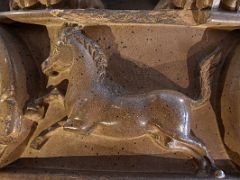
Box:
(42, 27, 225, 177)
(9, 0, 104, 10)
(154, 0, 239, 10)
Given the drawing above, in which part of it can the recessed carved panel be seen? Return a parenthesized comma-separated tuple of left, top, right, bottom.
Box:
(0, 1, 240, 179)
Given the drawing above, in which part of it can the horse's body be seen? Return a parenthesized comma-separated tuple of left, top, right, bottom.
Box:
(65, 84, 194, 139)
(42, 27, 224, 176)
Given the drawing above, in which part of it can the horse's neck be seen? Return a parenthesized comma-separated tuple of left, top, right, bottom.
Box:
(72, 38, 126, 99)
(87, 68, 127, 99)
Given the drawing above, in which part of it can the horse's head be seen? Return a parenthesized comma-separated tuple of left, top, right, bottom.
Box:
(42, 40, 73, 87)
(42, 26, 107, 92)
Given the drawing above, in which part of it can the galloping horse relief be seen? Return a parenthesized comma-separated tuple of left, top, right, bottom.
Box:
(9, 0, 104, 10)
(42, 27, 225, 178)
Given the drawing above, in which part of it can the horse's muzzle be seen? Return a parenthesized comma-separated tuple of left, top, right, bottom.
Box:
(41, 58, 53, 76)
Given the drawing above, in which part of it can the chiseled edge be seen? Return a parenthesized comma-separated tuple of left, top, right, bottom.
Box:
(0, 9, 198, 26)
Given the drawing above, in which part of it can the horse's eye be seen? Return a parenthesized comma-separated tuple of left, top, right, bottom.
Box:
(50, 71, 59, 77)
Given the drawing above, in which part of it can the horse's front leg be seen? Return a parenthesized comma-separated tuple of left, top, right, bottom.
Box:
(63, 118, 96, 135)
(63, 104, 100, 135)
(63, 99, 102, 135)
(25, 88, 65, 121)
(25, 89, 66, 150)
(30, 121, 62, 150)
(24, 98, 45, 123)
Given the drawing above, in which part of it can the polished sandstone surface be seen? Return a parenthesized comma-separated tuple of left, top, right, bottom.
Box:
(0, 0, 240, 179)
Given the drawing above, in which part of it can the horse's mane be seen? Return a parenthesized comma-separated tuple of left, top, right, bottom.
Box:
(58, 27, 108, 82)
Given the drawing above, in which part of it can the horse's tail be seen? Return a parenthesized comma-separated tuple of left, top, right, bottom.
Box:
(195, 47, 222, 108)
(195, 31, 240, 109)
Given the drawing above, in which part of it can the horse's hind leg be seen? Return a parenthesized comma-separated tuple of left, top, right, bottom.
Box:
(172, 137, 225, 179)
(150, 130, 223, 178)
(181, 136, 225, 178)
(183, 136, 215, 168)
(169, 139, 212, 175)
(153, 136, 208, 171)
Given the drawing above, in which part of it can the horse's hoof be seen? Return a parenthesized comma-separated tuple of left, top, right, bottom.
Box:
(24, 105, 45, 122)
(214, 169, 225, 179)
(30, 136, 47, 150)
